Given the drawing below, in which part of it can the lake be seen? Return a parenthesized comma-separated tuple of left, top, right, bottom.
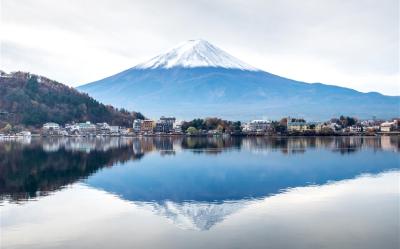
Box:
(0, 136, 399, 249)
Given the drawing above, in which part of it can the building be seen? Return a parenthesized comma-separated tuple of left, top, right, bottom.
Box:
(287, 119, 309, 132)
(96, 123, 111, 135)
(155, 116, 176, 133)
(155, 121, 172, 133)
(119, 128, 130, 135)
(366, 125, 380, 132)
(43, 122, 60, 131)
(315, 123, 327, 132)
(243, 120, 271, 132)
(67, 122, 96, 135)
(141, 120, 155, 133)
(349, 125, 363, 133)
(173, 121, 183, 133)
(17, 131, 31, 137)
(78, 122, 96, 134)
(133, 119, 142, 132)
(109, 126, 120, 134)
(380, 121, 397, 132)
(42, 122, 61, 135)
(315, 123, 335, 133)
(160, 116, 176, 124)
(155, 121, 173, 133)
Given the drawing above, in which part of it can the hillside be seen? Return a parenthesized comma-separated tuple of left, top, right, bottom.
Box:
(78, 40, 400, 120)
(0, 71, 144, 128)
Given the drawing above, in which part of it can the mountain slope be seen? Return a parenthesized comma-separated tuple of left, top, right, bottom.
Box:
(0, 71, 144, 127)
(135, 39, 257, 71)
(78, 40, 399, 120)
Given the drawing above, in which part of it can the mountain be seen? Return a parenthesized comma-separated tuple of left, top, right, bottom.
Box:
(0, 71, 144, 128)
(135, 200, 246, 231)
(78, 40, 399, 120)
(135, 39, 258, 71)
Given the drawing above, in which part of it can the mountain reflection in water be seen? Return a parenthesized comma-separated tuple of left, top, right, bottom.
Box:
(0, 136, 398, 200)
(0, 136, 399, 231)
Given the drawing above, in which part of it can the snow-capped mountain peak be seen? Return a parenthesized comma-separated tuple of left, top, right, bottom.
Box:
(135, 200, 247, 231)
(135, 39, 258, 71)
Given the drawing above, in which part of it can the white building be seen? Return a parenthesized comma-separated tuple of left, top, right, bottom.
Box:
(43, 122, 60, 131)
(119, 128, 129, 135)
(287, 119, 308, 132)
(109, 126, 120, 134)
(155, 116, 176, 133)
(96, 122, 110, 133)
(17, 131, 31, 137)
(349, 125, 362, 132)
(133, 119, 142, 132)
(173, 121, 183, 133)
(66, 122, 96, 135)
(380, 121, 397, 132)
(243, 120, 271, 132)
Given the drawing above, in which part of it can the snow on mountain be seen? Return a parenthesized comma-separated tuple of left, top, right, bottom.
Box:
(78, 40, 399, 120)
(135, 200, 247, 231)
(135, 39, 258, 71)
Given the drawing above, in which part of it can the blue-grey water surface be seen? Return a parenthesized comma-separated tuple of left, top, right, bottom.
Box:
(0, 136, 399, 249)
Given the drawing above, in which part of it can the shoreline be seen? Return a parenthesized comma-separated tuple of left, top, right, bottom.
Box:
(1, 132, 399, 140)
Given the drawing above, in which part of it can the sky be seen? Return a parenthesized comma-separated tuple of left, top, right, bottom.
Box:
(1, 0, 399, 95)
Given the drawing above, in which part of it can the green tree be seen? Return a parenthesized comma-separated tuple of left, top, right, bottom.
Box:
(1, 123, 12, 134)
(186, 126, 198, 135)
(231, 121, 241, 132)
(339, 116, 357, 127)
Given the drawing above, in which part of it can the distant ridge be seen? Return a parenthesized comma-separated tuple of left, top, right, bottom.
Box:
(78, 40, 399, 120)
(0, 71, 144, 127)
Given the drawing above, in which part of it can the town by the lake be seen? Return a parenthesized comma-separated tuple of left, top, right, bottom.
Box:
(1, 116, 399, 139)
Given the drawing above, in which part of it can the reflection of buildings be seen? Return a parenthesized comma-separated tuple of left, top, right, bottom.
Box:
(2, 136, 399, 156)
(380, 136, 399, 152)
(132, 137, 180, 154)
(1, 136, 399, 203)
(241, 136, 400, 154)
(132, 138, 157, 154)
(0, 138, 142, 201)
(42, 137, 133, 153)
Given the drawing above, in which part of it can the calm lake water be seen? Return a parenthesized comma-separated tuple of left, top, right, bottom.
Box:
(0, 136, 399, 249)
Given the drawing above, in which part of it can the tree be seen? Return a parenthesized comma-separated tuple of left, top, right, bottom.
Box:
(186, 126, 198, 135)
(26, 76, 38, 93)
(339, 116, 357, 127)
(1, 123, 12, 134)
(272, 121, 287, 133)
(0, 72, 144, 127)
(231, 121, 241, 132)
(192, 119, 205, 130)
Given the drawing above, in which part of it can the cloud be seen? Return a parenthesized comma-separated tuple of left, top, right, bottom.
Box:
(1, 0, 399, 95)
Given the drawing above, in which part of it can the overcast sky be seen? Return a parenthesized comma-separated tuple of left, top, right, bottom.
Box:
(1, 0, 399, 95)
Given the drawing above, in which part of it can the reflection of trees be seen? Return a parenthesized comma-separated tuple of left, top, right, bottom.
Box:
(181, 137, 241, 154)
(1, 136, 398, 202)
(334, 137, 361, 154)
(241, 136, 399, 154)
(332, 136, 400, 154)
(39, 136, 397, 156)
(42, 137, 133, 152)
(0, 139, 143, 201)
